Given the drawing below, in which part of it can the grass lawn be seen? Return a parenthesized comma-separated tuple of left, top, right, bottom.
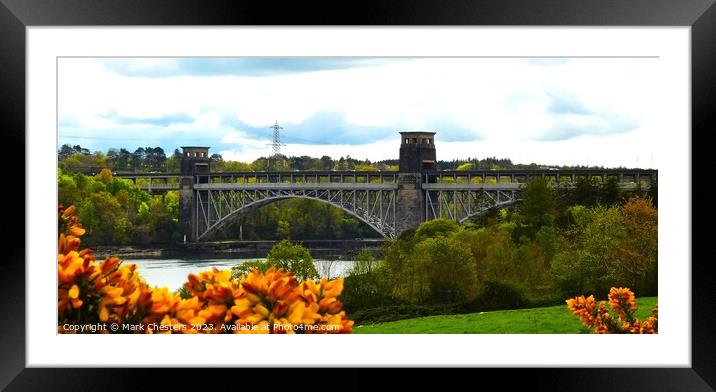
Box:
(353, 296, 657, 334)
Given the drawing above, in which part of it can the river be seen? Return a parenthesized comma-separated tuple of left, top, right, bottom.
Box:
(125, 257, 357, 290)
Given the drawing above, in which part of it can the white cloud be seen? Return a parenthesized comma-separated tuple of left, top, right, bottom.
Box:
(58, 57, 662, 167)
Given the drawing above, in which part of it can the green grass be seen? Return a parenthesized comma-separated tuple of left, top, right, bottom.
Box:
(353, 297, 657, 334)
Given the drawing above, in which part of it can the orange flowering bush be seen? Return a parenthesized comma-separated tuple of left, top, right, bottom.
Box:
(566, 287, 657, 334)
(57, 205, 353, 334)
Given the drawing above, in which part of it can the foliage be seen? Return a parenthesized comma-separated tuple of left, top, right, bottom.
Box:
(266, 240, 318, 281)
(569, 177, 600, 206)
(566, 287, 657, 334)
(516, 177, 556, 239)
(465, 280, 527, 312)
(413, 218, 461, 242)
(342, 264, 394, 314)
(617, 197, 658, 294)
(217, 198, 381, 241)
(57, 168, 181, 245)
(550, 197, 658, 298)
(413, 237, 480, 303)
(350, 249, 378, 275)
(601, 176, 622, 205)
(58, 205, 352, 334)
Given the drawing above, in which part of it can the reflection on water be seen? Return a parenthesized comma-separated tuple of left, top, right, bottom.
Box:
(125, 258, 356, 290)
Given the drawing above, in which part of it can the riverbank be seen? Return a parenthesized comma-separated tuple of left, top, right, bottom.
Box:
(91, 239, 387, 260)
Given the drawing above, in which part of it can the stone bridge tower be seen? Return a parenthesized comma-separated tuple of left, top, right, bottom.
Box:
(395, 131, 436, 236)
(179, 146, 210, 241)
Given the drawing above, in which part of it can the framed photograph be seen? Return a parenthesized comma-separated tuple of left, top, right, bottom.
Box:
(4, 0, 714, 389)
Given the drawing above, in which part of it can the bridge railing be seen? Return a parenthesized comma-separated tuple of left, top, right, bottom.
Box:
(115, 173, 182, 191)
(424, 169, 657, 186)
(194, 171, 399, 185)
(116, 168, 657, 192)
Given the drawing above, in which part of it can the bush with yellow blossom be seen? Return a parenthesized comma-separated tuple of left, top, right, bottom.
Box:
(566, 287, 657, 334)
(58, 204, 353, 334)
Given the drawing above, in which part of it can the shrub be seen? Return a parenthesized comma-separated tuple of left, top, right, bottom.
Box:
(342, 250, 393, 313)
(468, 280, 527, 312)
(350, 303, 467, 324)
(566, 287, 657, 334)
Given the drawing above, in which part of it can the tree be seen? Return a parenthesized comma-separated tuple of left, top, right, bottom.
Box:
(614, 196, 658, 294)
(77, 191, 124, 244)
(266, 240, 318, 281)
(601, 176, 622, 205)
(96, 168, 113, 184)
(210, 154, 224, 171)
(570, 177, 599, 206)
(550, 204, 626, 297)
(350, 249, 378, 275)
(58, 144, 76, 160)
(320, 155, 333, 170)
(58, 170, 81, 207)
(413, 237, 479, 303)
(647, 177, 658, 207)
(166, 153, 181, 172)
(414, 218, 460, 242)
(131, 148, 146, 171)
(517, 177, 556, 238)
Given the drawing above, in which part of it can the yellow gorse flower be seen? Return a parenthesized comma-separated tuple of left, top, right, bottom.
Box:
(57, 204, 353, 334)
(566, 287, 657, 334)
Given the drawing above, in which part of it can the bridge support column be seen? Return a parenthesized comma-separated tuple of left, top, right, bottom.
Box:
(395, 173, 424, 237)
(179, 177, 196, 242)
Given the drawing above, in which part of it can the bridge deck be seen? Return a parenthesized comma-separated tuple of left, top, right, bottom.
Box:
(120, 168, 657, 192)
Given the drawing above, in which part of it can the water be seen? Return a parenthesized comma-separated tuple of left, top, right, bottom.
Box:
(125, 258, 356, 290)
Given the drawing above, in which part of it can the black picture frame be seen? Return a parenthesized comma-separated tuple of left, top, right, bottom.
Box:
(2, 0, 714, 390)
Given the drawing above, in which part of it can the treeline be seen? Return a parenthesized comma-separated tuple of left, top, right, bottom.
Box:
(60, 143, 633, 174)
(342, 180, 658, 323)
(437, 157, 644, 171)
(58, 168, 182, 245)
(211, 154, 398, 172)
(212, 199, 382, 241)
(58, 144, 399, 173)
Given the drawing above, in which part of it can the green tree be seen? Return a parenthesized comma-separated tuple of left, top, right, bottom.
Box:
(570, 177, 599, 206)
(550, 204, 626, 297)
(58, 171, 81, 207)
(601, 176, 622, 205)
(414, 218, 460, 242)
(78, 191, 124, 244)
(276, 219, 291, 239)
(517, 177, 556, 238)
(350, 248, 378, 275)
(413, 237, 479, 303)
(266, 240, 318, 281)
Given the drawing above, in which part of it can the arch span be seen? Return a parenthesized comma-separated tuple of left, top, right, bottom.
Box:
(195, 194, 394, 241)
(457, 199, 521, 224)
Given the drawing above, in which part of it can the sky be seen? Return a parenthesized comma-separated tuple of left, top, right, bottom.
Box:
(58, 57, 661, 168)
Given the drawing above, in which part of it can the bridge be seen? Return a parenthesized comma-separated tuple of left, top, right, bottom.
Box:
(116, 132, 656, 241)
